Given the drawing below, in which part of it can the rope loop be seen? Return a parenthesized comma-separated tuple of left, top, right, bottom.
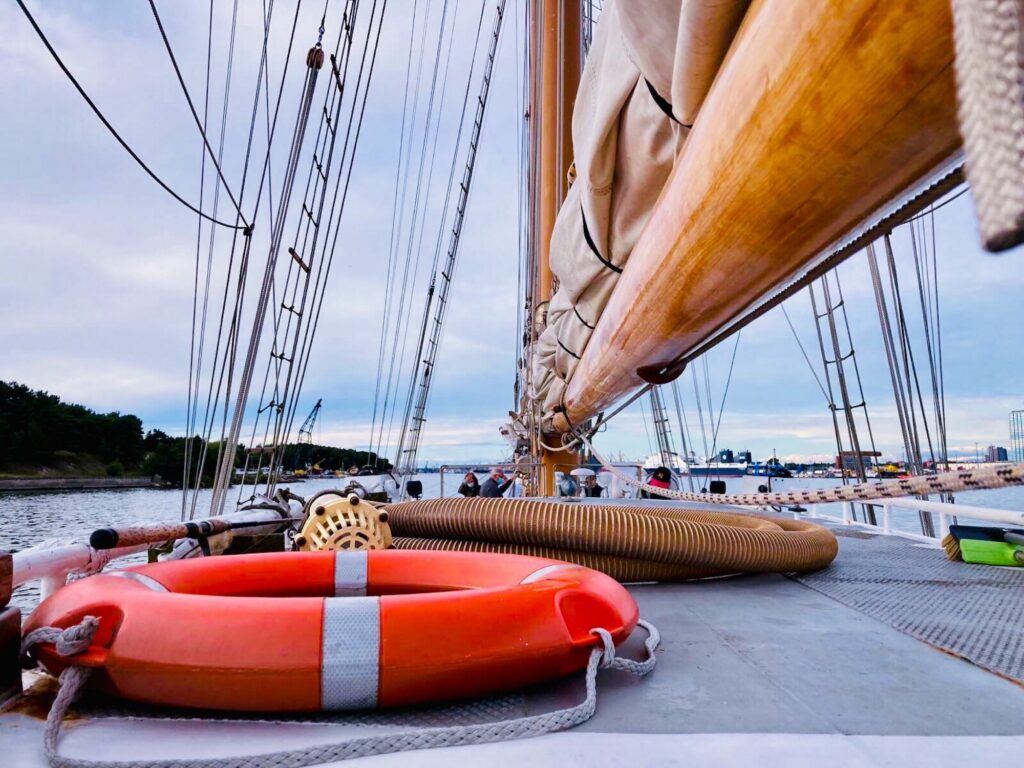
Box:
(20, 616, 99, 668)
(589, 627, 616, 668)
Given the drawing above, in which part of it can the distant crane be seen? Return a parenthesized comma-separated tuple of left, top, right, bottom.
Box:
(297, 399, 322, 447)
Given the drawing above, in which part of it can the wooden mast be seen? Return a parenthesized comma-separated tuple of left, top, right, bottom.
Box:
(536, 0, 580, 494)
(552, 0, 962, 433)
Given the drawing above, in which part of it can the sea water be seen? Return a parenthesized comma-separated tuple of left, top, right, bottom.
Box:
(3, 474, 1023, 609)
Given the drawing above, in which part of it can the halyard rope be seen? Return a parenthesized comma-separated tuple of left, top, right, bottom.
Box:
(22, 618, 660, 768)
(579, 434, 1024, 508)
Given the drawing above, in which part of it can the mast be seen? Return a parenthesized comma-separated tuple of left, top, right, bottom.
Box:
(534, 0, 581, 493)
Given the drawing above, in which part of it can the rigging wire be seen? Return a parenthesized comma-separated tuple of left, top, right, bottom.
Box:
(931, 208, 948, 469)
(669, 380, 697, 492)
(367, 0, 422, 464)
(780, 303, 831, 405)
(707, 331, 741, 460)
(379, 0, 457, 463)
(149, 0, 251, 229)
(393, 0, 505, 480)
(184, 0, 246, 508)
(690, 365, 710, 461)
(208, 47, 325, 517)
(900, 187, 969, 224)
(274, 0, 392, 478)
(187, 1, 304, 518)
(237, 0, 352, 501)
(263, 1, 369, 493)
(389, 0, 473, 472)
(370, 0, 436, 464)
(180, 0, 218, 517)
(12, 0, 244, 230)
(638, 397, 655, 457)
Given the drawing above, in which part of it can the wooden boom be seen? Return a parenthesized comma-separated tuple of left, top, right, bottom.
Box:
(552, 0, 961, 433)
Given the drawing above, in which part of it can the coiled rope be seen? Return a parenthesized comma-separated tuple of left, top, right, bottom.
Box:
(22, 617, 660, 768)
(579, 434, 1024, 507)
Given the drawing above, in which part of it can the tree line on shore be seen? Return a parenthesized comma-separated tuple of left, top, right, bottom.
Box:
(0, 381, 388, 486)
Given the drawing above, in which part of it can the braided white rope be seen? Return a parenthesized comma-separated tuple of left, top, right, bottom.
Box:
(21, 617, 99, 665)
(29, 618, 660, 768)
(951, 0, 1024, 251)
(580, 434, 1024, 507)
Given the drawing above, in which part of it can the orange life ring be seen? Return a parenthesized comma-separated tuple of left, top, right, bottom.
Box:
(24, 550, 639, 711)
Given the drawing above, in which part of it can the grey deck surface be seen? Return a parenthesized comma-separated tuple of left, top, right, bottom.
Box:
(526, 526, 1024, 736)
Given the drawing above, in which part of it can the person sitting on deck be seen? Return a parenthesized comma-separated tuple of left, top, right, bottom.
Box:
(582, 475, 605, 498)
(458, 471, 481, 497)
(480, 467, 514, 498)
(641, 466, 672, 500)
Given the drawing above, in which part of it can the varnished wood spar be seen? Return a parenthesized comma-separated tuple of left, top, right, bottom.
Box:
(538, 0, 581, 493)
(552, 0, 962, 433)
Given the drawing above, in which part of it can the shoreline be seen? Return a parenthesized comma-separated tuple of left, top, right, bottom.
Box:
(0, 476, 163, 492)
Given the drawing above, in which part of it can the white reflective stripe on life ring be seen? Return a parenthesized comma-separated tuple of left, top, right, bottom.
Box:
(108, 571, 169, 592)
(520, 563, 576, 584)
(334, 550, 368, 596)
(321, 596, 380, 709)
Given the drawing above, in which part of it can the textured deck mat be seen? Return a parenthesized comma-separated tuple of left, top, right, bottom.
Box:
(793, 529, 1024, 683)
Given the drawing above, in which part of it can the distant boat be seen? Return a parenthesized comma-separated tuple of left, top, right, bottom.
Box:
(642, 449, 750, 479)
(746, 462, 793, 478)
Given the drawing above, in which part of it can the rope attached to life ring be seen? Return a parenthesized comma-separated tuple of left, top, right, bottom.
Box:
(23, 618, 660, 768)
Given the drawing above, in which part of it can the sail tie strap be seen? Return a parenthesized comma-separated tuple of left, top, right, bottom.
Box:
(28, 617, 660, 768)
(951, 0, 1024, 251)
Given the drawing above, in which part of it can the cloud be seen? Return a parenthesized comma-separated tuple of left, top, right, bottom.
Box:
(1, 3, 1021, 469)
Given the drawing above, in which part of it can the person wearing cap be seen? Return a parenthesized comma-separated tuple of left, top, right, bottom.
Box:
(480, 467, 514, 498)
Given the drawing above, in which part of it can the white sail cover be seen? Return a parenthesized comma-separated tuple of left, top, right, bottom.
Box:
(530, 0, 749, 423)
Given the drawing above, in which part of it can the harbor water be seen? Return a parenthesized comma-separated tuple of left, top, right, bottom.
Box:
(4, 474, 1023, 610)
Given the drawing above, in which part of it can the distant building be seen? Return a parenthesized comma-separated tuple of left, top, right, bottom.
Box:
(836, 450, 881, 473)
(986, 445, 1009, 463)
(1013, 410, 1024, 462)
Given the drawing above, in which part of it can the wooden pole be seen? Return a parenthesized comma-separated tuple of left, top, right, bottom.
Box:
(537, 0, 560, 307)
(553, 0, 961, 433)
(537, 0, 581, 494)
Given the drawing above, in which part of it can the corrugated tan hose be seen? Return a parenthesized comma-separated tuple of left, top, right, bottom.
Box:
(386, 498, 837, 581)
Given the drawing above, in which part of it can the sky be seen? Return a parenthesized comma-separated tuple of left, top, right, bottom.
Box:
(1, 1, 1022, 466)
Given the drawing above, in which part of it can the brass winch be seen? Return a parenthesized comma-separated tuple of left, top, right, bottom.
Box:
(294, 491, 392, 551)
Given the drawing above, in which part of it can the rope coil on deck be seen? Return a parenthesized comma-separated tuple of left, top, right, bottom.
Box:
(24, 617, 661, 768)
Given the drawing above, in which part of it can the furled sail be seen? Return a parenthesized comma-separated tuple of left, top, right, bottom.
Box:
(529, 0, 749, 421)
(530, 0, 975, 436)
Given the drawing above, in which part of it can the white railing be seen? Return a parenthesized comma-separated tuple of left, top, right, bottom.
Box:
(12, 504, 302, 599)
(795, 496, 1024, 545)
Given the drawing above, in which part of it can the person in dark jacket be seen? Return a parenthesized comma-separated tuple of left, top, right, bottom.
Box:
(582, 475, 604, 497)
(457, 471, 480, 497)
(480, 467, 514, 498)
